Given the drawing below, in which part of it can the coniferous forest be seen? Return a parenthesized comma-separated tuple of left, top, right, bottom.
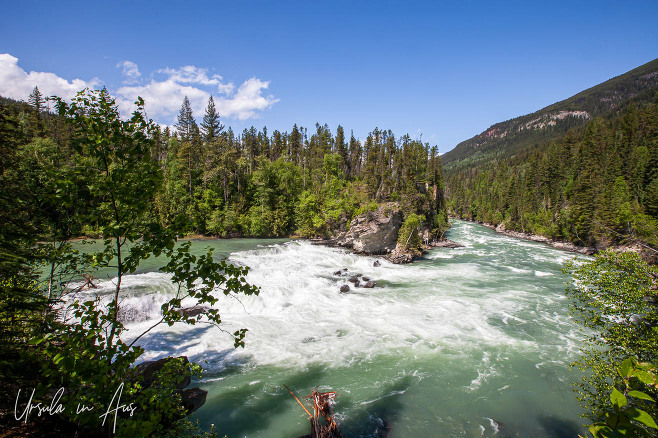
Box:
(446, 99, 658, 253)
(1, 89, 448, 243)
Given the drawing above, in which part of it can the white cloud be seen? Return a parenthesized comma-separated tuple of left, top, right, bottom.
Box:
(214, 78, 279, 120)
(0, 54, 278, 124)
(117, 60, 141, 84)
(117, 64, 278, 124)
(0, 53, 100, 101)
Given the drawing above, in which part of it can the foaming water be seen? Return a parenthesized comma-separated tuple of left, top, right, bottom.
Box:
(85, 220, 589, 436)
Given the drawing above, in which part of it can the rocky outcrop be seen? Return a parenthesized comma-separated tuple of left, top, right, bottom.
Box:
(385, 243, 421, 264)
(333, 203, 403, 255)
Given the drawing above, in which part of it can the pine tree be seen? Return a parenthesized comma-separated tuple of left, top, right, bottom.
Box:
(28, 86, 45, 136)
(201, 96, 223, 143)
(335, 125, 348, 177)
(175, 96, 200, 203)
(175, 96, 197, 141)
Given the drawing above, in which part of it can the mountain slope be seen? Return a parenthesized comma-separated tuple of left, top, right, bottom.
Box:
(443, 58, 658, 169)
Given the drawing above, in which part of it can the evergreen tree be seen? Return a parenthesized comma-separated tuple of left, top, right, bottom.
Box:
(201, 95, 223, 143)
(335, 124, 348, 176)
(175, 96, 197, 141)
(27, 86, 45, 136)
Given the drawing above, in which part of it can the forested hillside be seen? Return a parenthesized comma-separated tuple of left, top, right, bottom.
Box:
(447, 99, 658, 254)
(443, 58, 658, 170)
(0, 88, 448, 241)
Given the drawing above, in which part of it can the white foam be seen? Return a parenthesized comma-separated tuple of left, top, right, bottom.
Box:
(55, 220, 582, 376)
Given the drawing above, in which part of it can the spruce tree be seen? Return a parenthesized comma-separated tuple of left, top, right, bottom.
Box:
(175, 96, 197, 141)
(201, 95, 223, 143)
(28, 86, 45, 136)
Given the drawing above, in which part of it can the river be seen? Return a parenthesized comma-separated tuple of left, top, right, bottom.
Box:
(75, 219, 590, 437)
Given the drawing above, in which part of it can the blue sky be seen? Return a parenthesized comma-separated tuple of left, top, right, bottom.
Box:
(1, 1, 657, 153)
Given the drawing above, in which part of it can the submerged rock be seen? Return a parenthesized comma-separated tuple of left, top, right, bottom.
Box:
(175, 305, 210, 318)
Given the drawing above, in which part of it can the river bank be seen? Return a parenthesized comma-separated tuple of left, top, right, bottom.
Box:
(452, 217, 658, 263)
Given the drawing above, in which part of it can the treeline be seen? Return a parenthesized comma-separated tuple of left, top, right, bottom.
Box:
(446, 98, 658, 250)
(3, 88, 448, 240)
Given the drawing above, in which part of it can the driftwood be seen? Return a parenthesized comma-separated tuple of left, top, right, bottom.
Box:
(70, 274, 98, 293)
(285, 385, 343, 438)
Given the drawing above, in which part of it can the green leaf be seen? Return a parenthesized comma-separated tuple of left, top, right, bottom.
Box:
(626, 407, 658, 429)
(634, 370, 654, 385)
(627, 390, 654, 402)
(610, 388, 628, 409)
(619, 358, 633, 377)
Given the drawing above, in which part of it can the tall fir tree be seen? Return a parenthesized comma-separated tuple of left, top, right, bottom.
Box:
(201, 95, 223, 143)
(175, 96, 197, 141)
(28, 86, 45, 136)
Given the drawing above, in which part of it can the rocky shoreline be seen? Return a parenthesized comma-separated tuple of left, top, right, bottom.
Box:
(463, 219, 656, 262)
(474, 221, 598, 255)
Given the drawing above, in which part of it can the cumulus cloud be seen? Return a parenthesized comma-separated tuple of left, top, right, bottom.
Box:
(0, 53, 100, 101)
(0, 54, 278, 124)
(117, 60, 141, 84)
(116, 63, 278, 123)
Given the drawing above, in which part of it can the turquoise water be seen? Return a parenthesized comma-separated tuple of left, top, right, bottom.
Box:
(72, 220, 590, 437)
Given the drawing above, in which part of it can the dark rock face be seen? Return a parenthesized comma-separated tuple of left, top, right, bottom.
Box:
(334, 203, 403, 255)
(133, 356, 207, 415)
(181, 387, 208, 414)
(135, 356, 192, 390)
(373, 260, 381, 267)
(340, 284, 350, 293)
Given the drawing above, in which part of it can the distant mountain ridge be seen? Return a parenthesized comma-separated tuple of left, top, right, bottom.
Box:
(442, 58, 658, 169)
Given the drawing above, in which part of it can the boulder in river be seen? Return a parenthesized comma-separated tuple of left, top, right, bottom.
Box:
(431, 239, 464, 248)
(133, 356, 208, 415)
(363, 281, 376, 288)
(334, 203, 403, 255)
(340, 284, 350, 293)
(373, 260, 381, 267)
(348, 275, 359, 283)
(134, 356, 191, 390)
(181, 387, 208, 414)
